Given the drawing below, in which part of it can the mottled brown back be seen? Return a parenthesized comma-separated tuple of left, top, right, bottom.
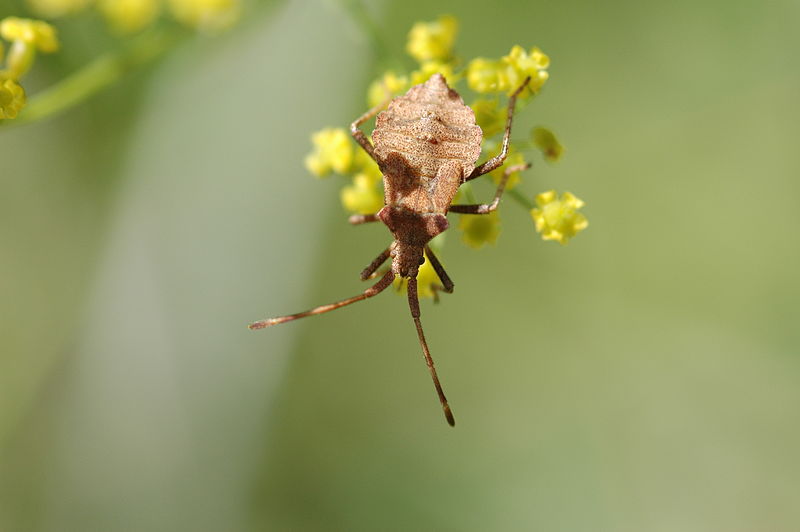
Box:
(372, 74, 483, 214)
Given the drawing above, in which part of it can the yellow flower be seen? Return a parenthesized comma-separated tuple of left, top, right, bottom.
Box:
(353, 147, 383, 182)
(410, 60, 458, 86)
(532, 126, 564, 162)
(340, 173, 383, 215)
(458, 210, 500, 249)
(467, 45, 549, 96)
(393, 256, 439, 299)
(406, 15, 458, 63)
(26, 0, 91, 18)
(530, 191, 588, 244)
(366, 71, 409, 108)
(505, 45, 549, 93)
(0, 78, 26, 119)
(466, 57, 513, 94)
(471, 97, 504, 138)
(167, 0, 240, 32)
(0, 18, 59, 53)
(99, 0, 161, 34)
(304, 127, 354, 177)
(489, 150, 525, 190)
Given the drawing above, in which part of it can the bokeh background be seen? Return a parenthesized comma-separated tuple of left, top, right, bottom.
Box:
(2, 0, 799, 530)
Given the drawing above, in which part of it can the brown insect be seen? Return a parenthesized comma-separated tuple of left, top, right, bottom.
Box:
(250, 73, 531, 426)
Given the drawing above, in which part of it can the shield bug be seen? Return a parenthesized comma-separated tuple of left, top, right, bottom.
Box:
(250, 73, 531, 426)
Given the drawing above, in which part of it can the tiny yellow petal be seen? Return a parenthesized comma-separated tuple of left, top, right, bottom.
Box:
(406, 15, 458, 63)
(530, 190, 588, 244)
(458, 210, 501, 249)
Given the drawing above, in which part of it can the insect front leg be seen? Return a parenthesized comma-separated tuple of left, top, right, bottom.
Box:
(449, 162, 531, 215)
(424, 245, 454, 303)
(360, 245, 394, 281)
(465, 76, 532, 181)
(350, 96, 390, 162)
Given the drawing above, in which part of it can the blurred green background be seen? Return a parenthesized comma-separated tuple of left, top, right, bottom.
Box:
(2, 0, 799, 530)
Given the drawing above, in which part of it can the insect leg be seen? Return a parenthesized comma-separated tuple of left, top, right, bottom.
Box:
(407, 276, 455, 427)
(350, 96, 390, 162)
(424, 246, 454, 303)
(360, 245, 393, 281)
(348, 213, 380, 225)
(449, 162, 531, 214)
(249, 270, 395, 329)
(464, 76, 532, 181)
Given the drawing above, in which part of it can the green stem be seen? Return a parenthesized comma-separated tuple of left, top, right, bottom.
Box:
(3, 28, 181, 127)
(509, 188, 534, 210)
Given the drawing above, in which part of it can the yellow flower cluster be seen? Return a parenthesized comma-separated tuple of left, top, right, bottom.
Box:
(340, 172, 383, 215)
(530, 191, 588, 244)
(0, 17, 59, 120)
(304, 127, 384, 216)
(26, 0, 240, 34)
(305, 128, 354, 177)
(406, 15, 458, 63)
(306, 15, 586, 299)
(367, 71, 409, 109)
(467, 45, 549, 96)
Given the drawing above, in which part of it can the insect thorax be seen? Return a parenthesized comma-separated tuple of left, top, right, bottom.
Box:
(372, 74, 483, 214)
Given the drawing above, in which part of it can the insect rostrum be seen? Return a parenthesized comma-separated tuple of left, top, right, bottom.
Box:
(250, 74, 531, 427)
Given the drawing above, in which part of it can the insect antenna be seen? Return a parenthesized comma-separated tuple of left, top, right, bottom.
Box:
(407, 276, 456, 426)
(249, 270, 395, 329)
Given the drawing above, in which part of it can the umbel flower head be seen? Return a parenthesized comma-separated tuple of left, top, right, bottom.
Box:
(531, 191, 588, 244)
